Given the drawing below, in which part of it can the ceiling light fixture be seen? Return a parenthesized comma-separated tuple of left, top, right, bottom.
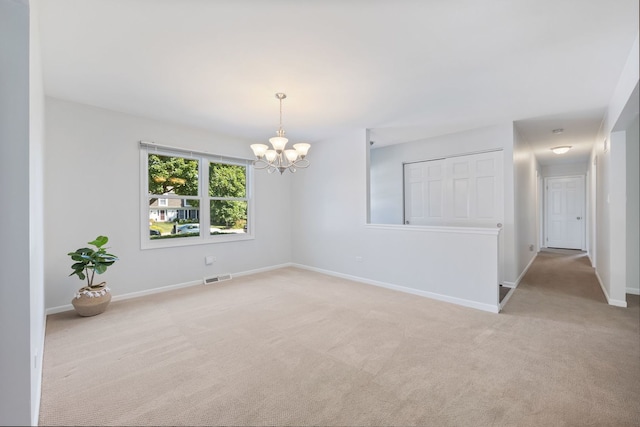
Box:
(250, 93, 310, 174)
(552, 128, 564, 134)
(551, 146, 572, 154)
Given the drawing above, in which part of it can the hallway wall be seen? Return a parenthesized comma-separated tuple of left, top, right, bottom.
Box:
(590, 33, 639, 306)
(625, 115, 639, 294)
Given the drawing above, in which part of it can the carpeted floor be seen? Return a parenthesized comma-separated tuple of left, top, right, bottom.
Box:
(39, 251, 640, 426)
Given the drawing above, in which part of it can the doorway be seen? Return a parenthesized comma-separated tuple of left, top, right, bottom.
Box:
(544, 176, 586, 250)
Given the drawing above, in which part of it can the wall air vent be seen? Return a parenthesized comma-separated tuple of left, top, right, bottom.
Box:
(203, 274, 232, 285)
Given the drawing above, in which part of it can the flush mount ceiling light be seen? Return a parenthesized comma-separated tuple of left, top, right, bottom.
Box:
(250, 93, 310, 174)
(551, 146, 572, 154)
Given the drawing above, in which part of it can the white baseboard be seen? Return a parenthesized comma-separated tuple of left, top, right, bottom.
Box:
(46, 262, 502, 315)
(594, 271, 628, 308)
(626, 287, 640, 296)
(291, 263, 500, 314)
(45, 263, 295, 315)
(233, 263, 294, 278)
(587, 252, 596, 268)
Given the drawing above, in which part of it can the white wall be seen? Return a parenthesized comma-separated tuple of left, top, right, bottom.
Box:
(593, 131, 628, 306)
(625, 115, 639, 294)
(0, 1, 44, 425)
(593, 138, 612, 300)
(608, 132, 627, 304)
(29, 0, 46, 424)
(513, 127, 540, 283)
(368, 123, 519, 284)
(291, 128, 506, 313)
(590, 32, 639, 307)
(541, 162, 587, 178)
(44, 98, 293, 309)
(370, 125, 513, 225)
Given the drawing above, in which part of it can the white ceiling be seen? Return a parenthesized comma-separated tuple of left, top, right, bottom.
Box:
(36, 0, 638, 166)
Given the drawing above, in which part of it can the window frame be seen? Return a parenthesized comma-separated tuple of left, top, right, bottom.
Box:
(140, 142, 254, 249)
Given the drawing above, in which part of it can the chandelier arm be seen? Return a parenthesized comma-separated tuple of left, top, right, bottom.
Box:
(252, 159, 271, 169)
(291, 158, 310, 168)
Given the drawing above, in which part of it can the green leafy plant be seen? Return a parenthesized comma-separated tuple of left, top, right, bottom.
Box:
(68, 236, 119, 288)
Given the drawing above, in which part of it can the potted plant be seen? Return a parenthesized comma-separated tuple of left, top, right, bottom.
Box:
(68, 235, 119, 317)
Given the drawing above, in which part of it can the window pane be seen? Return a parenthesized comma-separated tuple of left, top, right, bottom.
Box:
(149, 154, 199, 196)
(148, 198, 200, 239)
(209, 163, 246, 197)
(210, 200, 247, 234)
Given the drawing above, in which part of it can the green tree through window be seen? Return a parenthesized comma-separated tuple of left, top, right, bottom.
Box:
(143, 145, 251, 246)
(148, 154, 199, 202)
(210, 163, 247, 229)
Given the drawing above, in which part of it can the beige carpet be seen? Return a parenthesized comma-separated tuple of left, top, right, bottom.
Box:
(39, 251, 640, 426)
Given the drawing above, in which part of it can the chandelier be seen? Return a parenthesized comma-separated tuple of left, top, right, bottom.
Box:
(250, 93, 310, 174)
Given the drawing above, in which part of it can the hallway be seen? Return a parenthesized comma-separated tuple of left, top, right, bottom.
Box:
(504, 248, 639, 320)
(499, 249, 640, 423)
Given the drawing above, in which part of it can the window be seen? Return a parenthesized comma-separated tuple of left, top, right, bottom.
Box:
(141, 142, 253, 248)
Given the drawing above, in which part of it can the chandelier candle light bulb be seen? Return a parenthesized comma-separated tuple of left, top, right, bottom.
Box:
(250, 93, 311, 174)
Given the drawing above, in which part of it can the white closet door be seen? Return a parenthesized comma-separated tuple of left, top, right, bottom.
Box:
(404, 159, 444, 225)
(444, 151, 504, 226)
(472, 151, 503, 225)
(448, 158, 471, 219)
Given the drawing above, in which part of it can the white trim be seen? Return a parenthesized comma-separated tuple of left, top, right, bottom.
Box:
(45, 263, 295, 315)
(626, 287, 640, 296)
(365, 223, 501, 236)
(403, 147, 504, 166)
(292, 263, 500, 314)
(232, 263, 294, 278)
(595, 270, 628, 307)
(46, 262, 501, 315)
(46, 279, 202, 314)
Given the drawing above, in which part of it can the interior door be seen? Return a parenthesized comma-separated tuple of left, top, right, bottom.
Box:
(404, 151, 503, 226)
(442, 151, 504, 227)
(545, 176, 585, 250)
(404, 159, 444, 225)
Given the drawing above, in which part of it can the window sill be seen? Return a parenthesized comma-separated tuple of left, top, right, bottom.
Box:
(141, 233, 255, 250)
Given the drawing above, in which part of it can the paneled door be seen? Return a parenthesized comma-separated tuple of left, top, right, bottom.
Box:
(444, 151, 504, 226)
(403, 159, 445, 225)
(545, 176, 585, 250)
(404, 151, 503, 226)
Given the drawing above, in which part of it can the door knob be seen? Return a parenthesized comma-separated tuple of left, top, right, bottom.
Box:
(576, 216, 581, 220)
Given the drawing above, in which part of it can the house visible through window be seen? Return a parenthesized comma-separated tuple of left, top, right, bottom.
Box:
(141, 143, 253, 248)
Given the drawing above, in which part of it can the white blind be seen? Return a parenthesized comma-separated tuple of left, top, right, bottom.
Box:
(140, 140, 252, 166)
